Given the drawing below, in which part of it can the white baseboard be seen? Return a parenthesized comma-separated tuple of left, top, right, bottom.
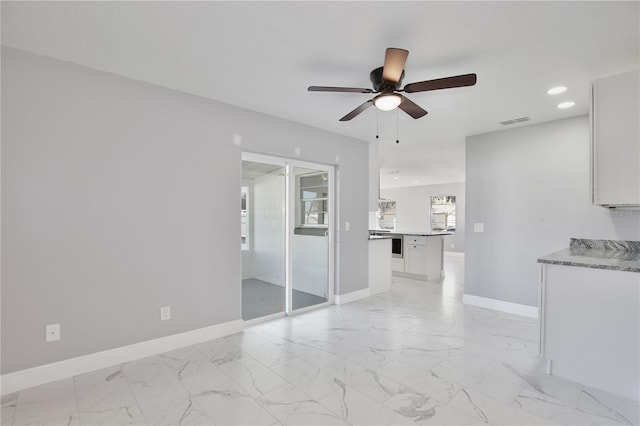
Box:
(463, 294, 538, 319)
(444, 251, 465, 257)
(243, 312, 286, 327)
(1, 319, 244, 395)
(334, 288, 371, 305)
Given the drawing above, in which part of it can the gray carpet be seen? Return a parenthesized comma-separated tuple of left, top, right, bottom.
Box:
(242, 278, 327, 321)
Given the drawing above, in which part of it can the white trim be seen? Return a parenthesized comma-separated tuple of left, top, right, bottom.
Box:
(444, 251, 465, 258)
(243, 312, 286, 327)
(539, 264, 547, 357)
(462, 294, 538, 319)
(334, 288, 371, 305)
(285, 163, 293, 314)
(1, 319, 244, 395)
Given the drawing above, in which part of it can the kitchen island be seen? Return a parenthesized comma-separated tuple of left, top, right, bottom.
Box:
(538, 238, 640, 401)
(371, 230, 450, 281)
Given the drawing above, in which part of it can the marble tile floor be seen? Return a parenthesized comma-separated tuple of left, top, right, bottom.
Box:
(2, 254, 639, 425)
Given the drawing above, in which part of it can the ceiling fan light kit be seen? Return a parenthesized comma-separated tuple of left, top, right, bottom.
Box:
(308, 47, 477, 121)
(373, 93, 402, 111)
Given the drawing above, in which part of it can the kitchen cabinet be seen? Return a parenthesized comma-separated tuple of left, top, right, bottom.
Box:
(591, 69, 639, 207)
(538, 238, 640, 401)
(539, 264, 639, 401)
(404, 237, 428, 275)
(391, 234, 444, 281)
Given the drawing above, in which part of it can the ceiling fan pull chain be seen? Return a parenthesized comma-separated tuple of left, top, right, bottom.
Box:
(396, 109, 400, 144)
(376, 110, 379, 139)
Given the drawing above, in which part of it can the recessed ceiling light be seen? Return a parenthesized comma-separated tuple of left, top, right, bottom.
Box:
(547, 86, 567, 95)
(557, 101, 575, 109)
(393, 176, 400, 180)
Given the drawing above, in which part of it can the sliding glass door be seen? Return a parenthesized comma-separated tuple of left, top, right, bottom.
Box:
(241, 153, 333, 321)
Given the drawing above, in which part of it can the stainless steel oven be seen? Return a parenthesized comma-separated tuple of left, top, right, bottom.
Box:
(391, 234, 403, 258)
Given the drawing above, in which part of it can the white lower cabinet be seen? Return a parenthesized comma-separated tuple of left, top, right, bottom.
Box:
(404, 243, 428, 275)
(391, 235, 444, 281)
(541, 264, 639, 401)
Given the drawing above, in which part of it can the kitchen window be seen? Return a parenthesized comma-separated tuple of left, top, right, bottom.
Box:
(378, 200, 396, 230)
(430, 195, 456, 232)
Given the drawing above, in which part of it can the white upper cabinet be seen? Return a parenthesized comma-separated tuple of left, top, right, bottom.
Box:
(591, 69, 640, 207)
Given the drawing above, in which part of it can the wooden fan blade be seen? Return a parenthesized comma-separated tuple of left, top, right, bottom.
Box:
(403, 73, 477, 93)
(398, 95, 428, 119)
(382, 48, 409, 83)
(308, 86, 374, 93)
(339, 100, 374, 121)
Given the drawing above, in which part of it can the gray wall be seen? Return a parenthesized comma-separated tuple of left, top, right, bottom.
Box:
(465, 115, 640, 308)
(1, 47, 369, 373)
(380, 182, 466, 253)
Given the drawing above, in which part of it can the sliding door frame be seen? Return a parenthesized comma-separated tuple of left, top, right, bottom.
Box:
(241, 152, 335, 317)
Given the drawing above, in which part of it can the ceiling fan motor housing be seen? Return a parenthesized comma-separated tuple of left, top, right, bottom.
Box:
(370, 67, 404, 92)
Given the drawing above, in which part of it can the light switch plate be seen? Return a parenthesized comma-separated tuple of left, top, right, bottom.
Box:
(474, 223, 484, 233)
(160, 306, 171, 321)
(345, 221, 350, 231)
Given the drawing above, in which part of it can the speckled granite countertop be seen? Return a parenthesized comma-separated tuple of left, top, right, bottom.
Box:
(538, 238, 640, 273)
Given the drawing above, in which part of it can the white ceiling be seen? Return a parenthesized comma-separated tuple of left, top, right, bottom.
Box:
(2, 1, 638, 188)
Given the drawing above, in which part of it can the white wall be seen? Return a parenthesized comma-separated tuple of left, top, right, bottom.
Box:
(1, 47, 370, 374)
(380, 182, 466, 253)
(252, 172, 286, 285)
(465, 115, 640, 308)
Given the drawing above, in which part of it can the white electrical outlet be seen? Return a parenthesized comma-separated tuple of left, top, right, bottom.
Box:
(46, 323, 60, 342)
(160, 306, 171, 321)
(474, 223, 485, 233)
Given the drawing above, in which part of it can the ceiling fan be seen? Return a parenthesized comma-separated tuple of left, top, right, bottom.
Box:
(308, 48, 477, 121)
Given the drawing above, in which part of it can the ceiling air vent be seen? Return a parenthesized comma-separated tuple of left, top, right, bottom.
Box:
(500, 117, 531, 126)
